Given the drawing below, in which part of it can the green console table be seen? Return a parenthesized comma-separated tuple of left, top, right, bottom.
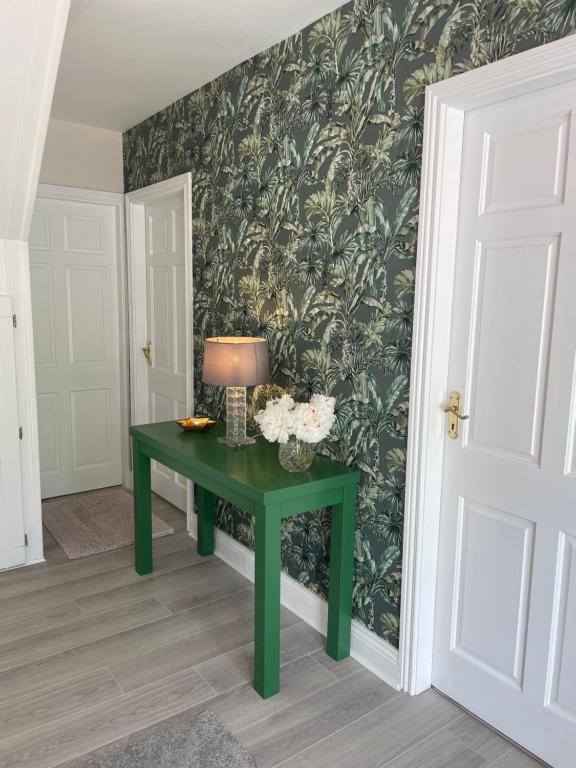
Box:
(129, 420, 359, 699)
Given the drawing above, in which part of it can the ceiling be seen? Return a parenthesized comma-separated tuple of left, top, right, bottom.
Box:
(51, 0, 346, 132)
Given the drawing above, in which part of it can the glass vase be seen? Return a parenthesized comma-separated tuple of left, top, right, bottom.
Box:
(278, 437, 317, 472)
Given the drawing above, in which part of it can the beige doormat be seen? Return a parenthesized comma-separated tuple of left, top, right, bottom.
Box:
(42, 487, 174, 559)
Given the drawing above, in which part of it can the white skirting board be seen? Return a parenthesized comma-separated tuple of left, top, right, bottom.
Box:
(189, 515, 401, 690)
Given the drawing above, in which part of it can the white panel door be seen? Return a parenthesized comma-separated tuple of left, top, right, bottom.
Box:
(145, 193, 187, 510)
(433, 82, 576, 767)
(29, 199, 122, 498)
(0, 296, 26, 568)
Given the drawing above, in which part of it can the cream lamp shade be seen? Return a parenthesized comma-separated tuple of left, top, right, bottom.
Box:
(202, 337, 269, 387)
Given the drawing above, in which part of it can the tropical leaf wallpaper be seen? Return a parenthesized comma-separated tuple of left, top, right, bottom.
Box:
(123, 0, 575, 648)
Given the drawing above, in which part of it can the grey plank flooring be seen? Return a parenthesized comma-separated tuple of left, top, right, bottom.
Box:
(1, 600, 83, 644)
(446, 713, 513, 764)
(197, 621, 326, 694)
(238, 668, 401, 767)
(0, 490, 546, 768)
(272, 686, 460, 768)
(0, 669, 122, 742)
(378, 726, 488, 768)
(0, 598, 169, 671)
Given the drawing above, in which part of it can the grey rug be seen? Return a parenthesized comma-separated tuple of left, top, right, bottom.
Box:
(43, 487, 174, 559)
(63, 711, 257, 768)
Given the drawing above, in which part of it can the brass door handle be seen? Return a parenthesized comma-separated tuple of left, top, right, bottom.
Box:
(142, 341, 152, 366)
(444, 391, 468, 439)
(443, 405, 469, 420)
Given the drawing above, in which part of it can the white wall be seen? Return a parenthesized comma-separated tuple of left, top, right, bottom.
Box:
(40, 119, 124, 193)
(0, 0, 71, 567)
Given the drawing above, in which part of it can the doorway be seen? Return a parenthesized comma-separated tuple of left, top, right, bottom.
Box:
(29, 186, 128, 499)
(125, 173, 193, 526)
(401, 35, 576, 768)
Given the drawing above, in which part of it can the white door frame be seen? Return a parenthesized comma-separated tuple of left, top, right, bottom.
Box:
(125, 173, 194, 530)
(400, 35, 576, 696)
(34, 183, 131, 493)
(0, 295, 26, 569)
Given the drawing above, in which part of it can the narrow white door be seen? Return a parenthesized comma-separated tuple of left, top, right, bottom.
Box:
(29, 199, 122, 498)
(0, 296, 26, 568)
(145, 193, 187, 510)
(433, 81, 576, 767)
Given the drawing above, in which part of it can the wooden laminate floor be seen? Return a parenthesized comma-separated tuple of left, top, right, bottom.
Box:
(0, 490, 545, 768)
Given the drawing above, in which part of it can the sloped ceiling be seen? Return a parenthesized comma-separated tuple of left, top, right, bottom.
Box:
(51, 0, 347, 131)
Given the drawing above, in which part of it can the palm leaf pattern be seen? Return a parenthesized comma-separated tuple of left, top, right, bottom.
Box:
(124, 0, 572, 647)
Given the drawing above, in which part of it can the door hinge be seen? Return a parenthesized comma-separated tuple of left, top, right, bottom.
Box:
(24, 533, 28, 547)
(12, 314, 16, 328)
(18, 426, 23, 440)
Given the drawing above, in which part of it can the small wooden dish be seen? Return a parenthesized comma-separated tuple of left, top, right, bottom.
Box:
(176, 417, 217, 432)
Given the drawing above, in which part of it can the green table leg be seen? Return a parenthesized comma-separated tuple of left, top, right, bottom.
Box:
(327, 483, 357, 660)
(196, 486, 215, 556)
(132, 438, 153, 575)
(254, 506, 281, 698)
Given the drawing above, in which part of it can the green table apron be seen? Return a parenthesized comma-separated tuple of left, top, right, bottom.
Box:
(130, 420, 359, 699)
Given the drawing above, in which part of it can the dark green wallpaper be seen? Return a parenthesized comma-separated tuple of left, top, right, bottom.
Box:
(123, 0, 574, 648)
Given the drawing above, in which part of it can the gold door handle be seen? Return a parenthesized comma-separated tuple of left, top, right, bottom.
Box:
(142, 341, 152, 366)
(444, 390, 468, 439)
(443, 405, 469, 420)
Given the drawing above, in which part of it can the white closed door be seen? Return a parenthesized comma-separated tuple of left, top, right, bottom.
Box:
(433, 80, 576, 767)
(0, 296, 26, 569)
(29, 199, 122, 498)
(145, 193, 187, 510)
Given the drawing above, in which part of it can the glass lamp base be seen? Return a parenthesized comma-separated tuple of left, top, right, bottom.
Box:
(218, 435, 256, 447)
(220, 386, 254, 447)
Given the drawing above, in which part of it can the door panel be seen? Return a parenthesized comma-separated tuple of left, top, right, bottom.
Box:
(567, 361, 576, 477)
(174, 265, 186, 376)
(63, 214, 105, 253)
(465, 236, 558, 465)
(480, 113, 570, 213)
(150, 265, 170, 370)
(70, 388, 112, 468)
(30, 198, 122, 498)
(433, 81, 576, 767)
(145, 194, 186, 510)
(546, 533, 576, 722)
(452, 499, 534, 688)
(30, 263, 56, 366)
(37, 392, 60, 475)
(66, 265, 111, 364)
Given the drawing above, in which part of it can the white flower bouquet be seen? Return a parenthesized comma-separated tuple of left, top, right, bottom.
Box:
(254, 393, 336, 444)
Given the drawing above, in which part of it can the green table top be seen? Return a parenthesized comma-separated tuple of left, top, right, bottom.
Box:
(130, 420, 358, 503)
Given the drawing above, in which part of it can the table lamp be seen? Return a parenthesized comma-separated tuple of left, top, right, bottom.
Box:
(202, 336, 269, 446)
